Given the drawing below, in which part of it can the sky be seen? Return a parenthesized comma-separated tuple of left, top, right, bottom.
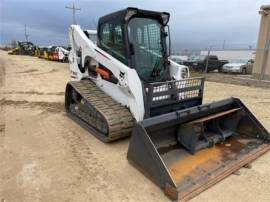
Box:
(0, 0, 269, 50)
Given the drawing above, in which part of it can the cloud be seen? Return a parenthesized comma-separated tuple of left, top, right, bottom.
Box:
(0, 0, 269, 49)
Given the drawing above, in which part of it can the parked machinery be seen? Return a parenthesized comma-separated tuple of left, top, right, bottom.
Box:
(41, 47, 51, 60)
(48, 46, 55, 60)
(65, 8, 270, 201)
(51, 46, 69, 62)
(34, 46, 41, 57)
(8, 41, 36, 56)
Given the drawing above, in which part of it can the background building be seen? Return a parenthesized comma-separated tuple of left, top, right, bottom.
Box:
(253, 5, 270, 80)
(200, 50, 255, 61)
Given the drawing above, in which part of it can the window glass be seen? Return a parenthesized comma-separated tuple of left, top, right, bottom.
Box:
(209, 56, 217, 60)
(100, 22, 126, 64)
(128, 17, 165, 82)
(100, 23, 111, 44)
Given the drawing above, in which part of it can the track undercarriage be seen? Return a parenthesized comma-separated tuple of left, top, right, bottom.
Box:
(65, 79, 134, 142)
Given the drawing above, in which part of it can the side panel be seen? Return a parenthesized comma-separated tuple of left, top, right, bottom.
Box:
(169, 60, 190, 80)
(68, 25, 145, 121)
(127, 124, 176, 189)
(68, 25, 192, 121)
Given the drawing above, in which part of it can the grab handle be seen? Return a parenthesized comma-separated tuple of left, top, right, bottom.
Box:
(176, 109, 191, 119)
(197, 104, 210, 111)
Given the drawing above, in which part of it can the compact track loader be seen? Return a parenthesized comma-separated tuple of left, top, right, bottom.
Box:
(51, 46, 69, 62)
(8, 41, 36, 55)
(65, 8, 270, 201)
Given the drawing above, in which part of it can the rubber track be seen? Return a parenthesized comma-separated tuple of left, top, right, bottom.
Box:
(68, 80, 135, 142)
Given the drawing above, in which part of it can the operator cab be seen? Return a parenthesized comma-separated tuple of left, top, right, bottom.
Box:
(97, 7, 170, 83)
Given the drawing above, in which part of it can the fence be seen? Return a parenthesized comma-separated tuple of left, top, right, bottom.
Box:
(171, 47, 269, 80)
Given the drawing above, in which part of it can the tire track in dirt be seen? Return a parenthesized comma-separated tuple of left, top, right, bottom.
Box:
(0, 57, 6, 138)
(0, 54, 6, 88)
(16, 69, 59, 76)
(0, 98, 64, 113)
(0, 115, 4, 138)
(0, 55, 5, 88)
(16, 69, 38, 74)
(2, 91, 64, 96)
(60, 127, 112, 200)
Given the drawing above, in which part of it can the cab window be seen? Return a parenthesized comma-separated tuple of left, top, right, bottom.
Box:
(99, 22, 127, 64)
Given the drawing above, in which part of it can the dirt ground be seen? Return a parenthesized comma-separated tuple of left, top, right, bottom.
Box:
(0, 50, 270, 202)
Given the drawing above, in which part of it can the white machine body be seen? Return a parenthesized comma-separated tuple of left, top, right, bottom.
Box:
(55, 47, 69, 60)
(68, 25, 189, 121)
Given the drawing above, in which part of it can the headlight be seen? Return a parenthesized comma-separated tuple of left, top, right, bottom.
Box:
(181, 68, 188, 78)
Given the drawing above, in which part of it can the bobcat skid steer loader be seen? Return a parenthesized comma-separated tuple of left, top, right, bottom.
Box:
(65, 7, 270, 201)
(52, 46, 69, 62)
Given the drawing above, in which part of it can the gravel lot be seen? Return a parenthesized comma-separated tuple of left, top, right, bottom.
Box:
(1, 50, 270, 202)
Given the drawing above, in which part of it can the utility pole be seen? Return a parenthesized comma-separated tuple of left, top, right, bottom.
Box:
(65, 2, 81, 24)
(204, 46, 212, 75)
(24, 24, 30, 42)
(222, 40, 226, 50)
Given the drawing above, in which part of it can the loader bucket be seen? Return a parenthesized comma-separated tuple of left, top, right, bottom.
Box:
(127, 97, 270, 201)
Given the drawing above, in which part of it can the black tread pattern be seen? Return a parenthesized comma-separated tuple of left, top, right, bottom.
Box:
(68, 80, 135, 141)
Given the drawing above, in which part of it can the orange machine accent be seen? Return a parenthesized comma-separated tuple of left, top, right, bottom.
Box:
(52, 52, 59, 60)
(95, 67, 110, 79)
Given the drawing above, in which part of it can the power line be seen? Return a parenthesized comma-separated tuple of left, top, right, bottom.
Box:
(65, 2, 81, 24)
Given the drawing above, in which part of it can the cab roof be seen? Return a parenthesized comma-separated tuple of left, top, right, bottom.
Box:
(98, 7, 170, 26)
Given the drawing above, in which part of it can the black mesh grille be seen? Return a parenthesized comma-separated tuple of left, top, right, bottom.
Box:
(146, 77, 204, 107)
(144, 77, 204, 118)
